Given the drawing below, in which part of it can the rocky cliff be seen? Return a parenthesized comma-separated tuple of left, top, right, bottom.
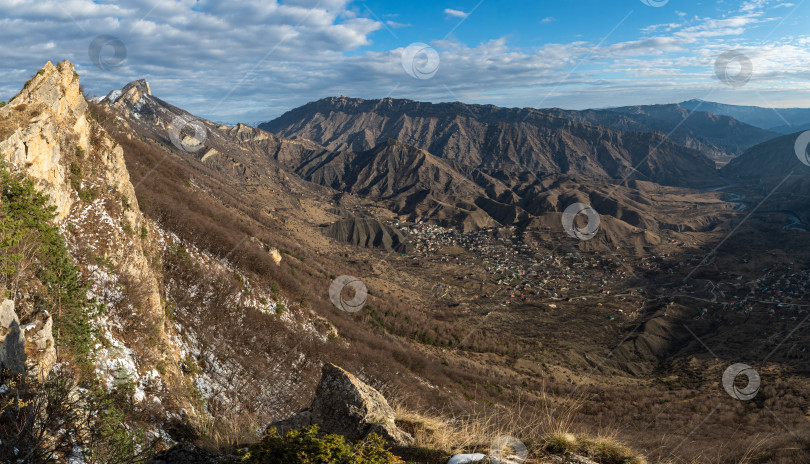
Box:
(0, 61, 189, 415)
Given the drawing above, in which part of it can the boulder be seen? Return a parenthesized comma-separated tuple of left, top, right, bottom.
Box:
(0, 300, 56, 377)
(0, 300, 19, 328)
(269, 363, 413, 446)
(0, 300, 26, 376)
(269, 247, 282, 266)
(24, 314, 56, 377)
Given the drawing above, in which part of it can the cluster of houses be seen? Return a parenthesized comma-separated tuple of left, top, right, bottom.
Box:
(391, 222, 810, 327)
(399, 222, 633, 309)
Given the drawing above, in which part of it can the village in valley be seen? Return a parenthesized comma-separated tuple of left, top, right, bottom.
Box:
(385, 220, 810, 337)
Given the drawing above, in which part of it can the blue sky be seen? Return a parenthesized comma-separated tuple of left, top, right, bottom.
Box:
(0, 0, 807, 123)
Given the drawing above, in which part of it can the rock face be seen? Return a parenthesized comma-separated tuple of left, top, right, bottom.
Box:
(104, 79, 153, 118)
(0, 299, 55, 377)
(23, 311, 57, 377)
(270, 363, 414, 446)
(1, 62, 187, 409)
(0, 61, 89, 221)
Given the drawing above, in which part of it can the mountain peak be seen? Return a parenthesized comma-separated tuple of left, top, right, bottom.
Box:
(123, 79, 151, 96)
(7, 61, 85, 121)
(104, 79, 151, 108)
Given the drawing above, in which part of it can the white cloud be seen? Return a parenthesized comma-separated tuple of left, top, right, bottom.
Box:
(0, 0, 806, 123)
(540, 17, 556, 24)
(386, 20, 410, 29)
(444, 8, 469, 19)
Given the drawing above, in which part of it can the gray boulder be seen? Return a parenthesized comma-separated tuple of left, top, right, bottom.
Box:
(0, 300, 56, 377)
(0, 300, 26, 376)
(269, 363, 413, 446)
(0, 299, 18, 328)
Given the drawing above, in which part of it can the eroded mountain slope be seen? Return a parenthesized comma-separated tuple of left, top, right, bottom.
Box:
(260, 96, 720, 187)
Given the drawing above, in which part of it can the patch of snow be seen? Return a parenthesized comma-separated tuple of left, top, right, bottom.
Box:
(67, 445, 87, 464)
(105, 90, 122, 103)
(21, 322, 38, 332)
(94, 316, 144, 401)
(447, 454, 487, 464)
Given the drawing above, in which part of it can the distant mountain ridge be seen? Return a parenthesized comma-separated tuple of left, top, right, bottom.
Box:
(260, 96, 719, 188)
(679, 99, 810, 133)
(550, 103, 776, 163)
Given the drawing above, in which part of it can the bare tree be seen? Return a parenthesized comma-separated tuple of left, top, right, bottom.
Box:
(0, 367, 157, 464)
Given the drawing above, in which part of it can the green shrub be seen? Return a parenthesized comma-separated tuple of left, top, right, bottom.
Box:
(121, 219, 133, 235)
(155, 360, 167, 376)
(0, 101, 5, 108)
(83, 386, 152, 461)
(69, 162, 98, 202)
(0, 163, 94, 370)
(181, 354, 200, 376)
(169, 242, 189, 259)
(163, 298, 175, 321)
(77, 187, 98, 203)
(69, 162, 82, 191)
(121, 194, 131, 210)
(239, 425, 403, 464)
(275, 301, 286, 315)
(75, 146, 85, 158)
(140, 226, 148, 239)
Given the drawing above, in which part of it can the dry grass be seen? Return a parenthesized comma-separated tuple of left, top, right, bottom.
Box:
(0, 104, 37, 141)
(195, 410, 267, 450)
(394, 395, 774, 464)
(393, 392, 647, 464)
(541, 432, 646, 464)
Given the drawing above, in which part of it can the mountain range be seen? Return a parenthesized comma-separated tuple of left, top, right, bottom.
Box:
(4, 61, 810, 463)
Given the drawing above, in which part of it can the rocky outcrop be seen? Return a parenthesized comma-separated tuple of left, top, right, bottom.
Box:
(269, 247, 282, 266)
(0, 300, 26, 375)
(0, 299, 55, 377)
(269, 363, 413, 446)
(0, 61, 89, 221)
(1, 62, 188, 411)
(104, 79, 152, 117)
